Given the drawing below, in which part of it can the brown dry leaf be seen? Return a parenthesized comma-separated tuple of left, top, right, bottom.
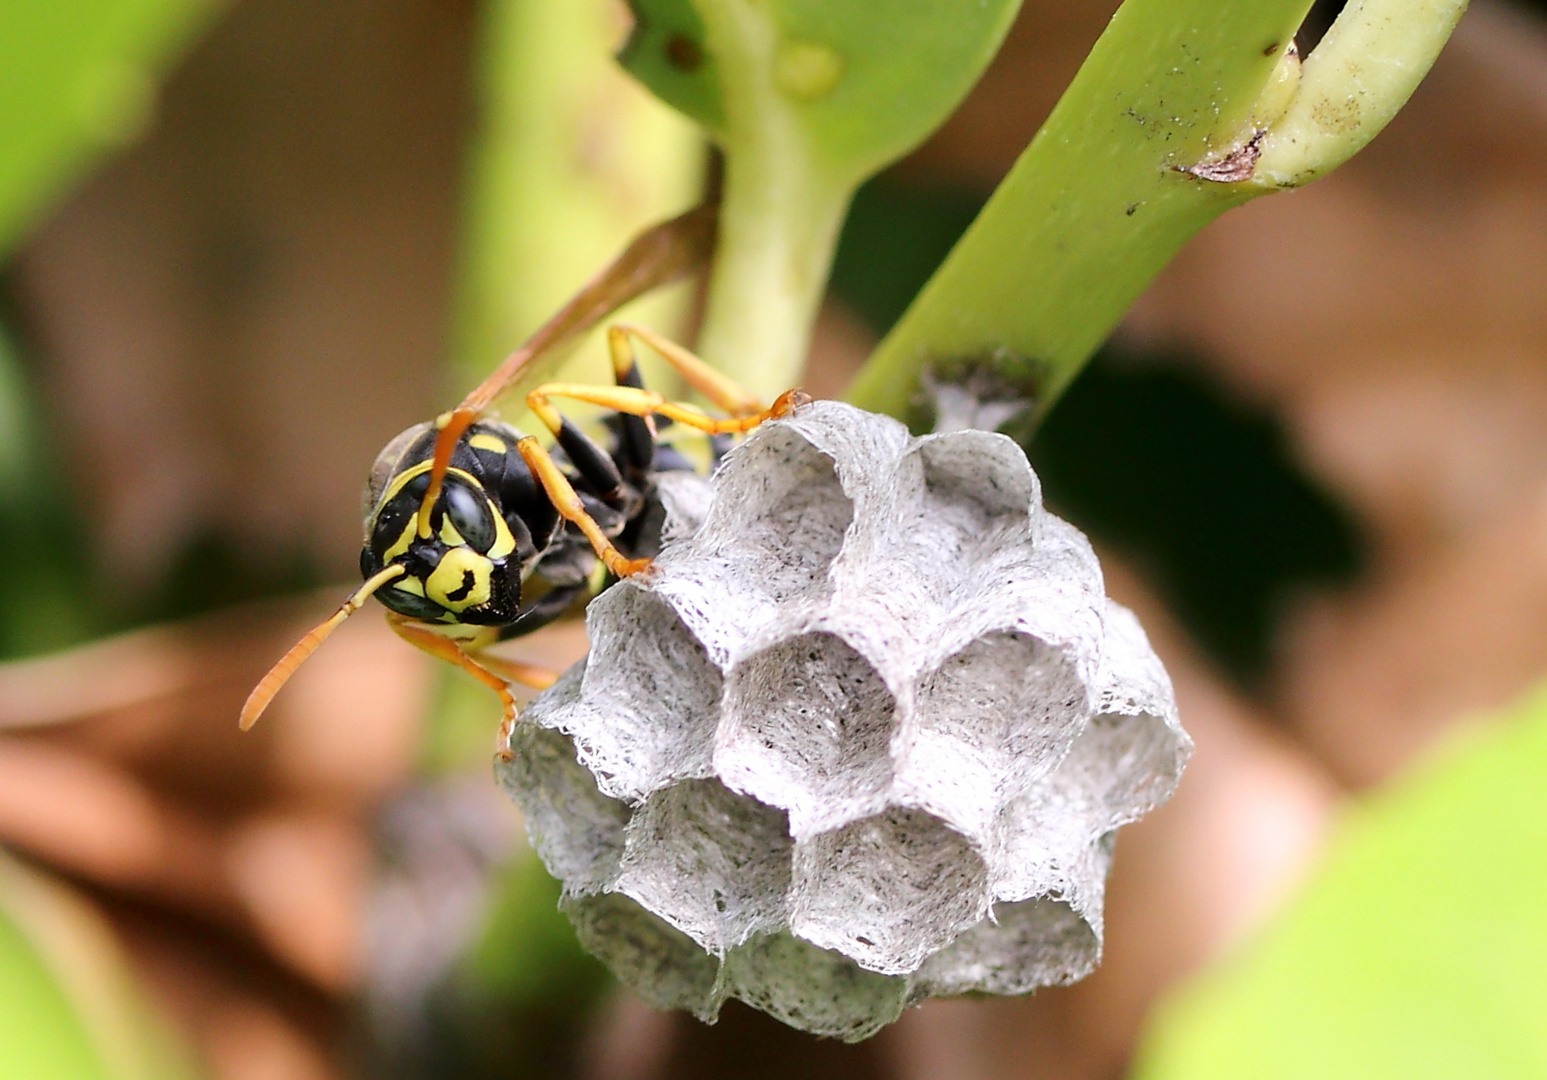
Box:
(202, 1000, 337, 1080)
(0, 591, 444, 1076)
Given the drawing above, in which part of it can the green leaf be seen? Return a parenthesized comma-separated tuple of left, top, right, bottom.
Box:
(0, 0, 217, 256)
(0, 881, 106, 1080)
(0, 853, 203, 1080)
(708, 0, 1021, 182)
(648, 0, 1022, 401)
(1132, 684, 1547, 1080)
(618, 0, 724, 133)
(627, 0, 1019, 177)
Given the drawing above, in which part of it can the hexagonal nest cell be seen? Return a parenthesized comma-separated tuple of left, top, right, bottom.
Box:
(496, 401, 1190, 1041)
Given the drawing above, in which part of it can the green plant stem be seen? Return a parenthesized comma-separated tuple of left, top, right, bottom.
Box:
(435, 0, 700, 775)
(697, 157, 851, 404)
(1252, 0, 1470, 188)
(659, 0, 1020, 402)
(845, 0, 1466, 430)
(688, 0, 852, 402)
(455, 0, 701, 400)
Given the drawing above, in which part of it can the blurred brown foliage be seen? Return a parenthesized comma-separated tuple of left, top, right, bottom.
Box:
(3, 0, 1547, 1078)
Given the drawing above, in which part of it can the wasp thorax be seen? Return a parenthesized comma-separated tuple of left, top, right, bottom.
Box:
(496, 401, 1191, 1041)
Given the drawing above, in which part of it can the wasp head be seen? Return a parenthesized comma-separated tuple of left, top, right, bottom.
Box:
(360, 425, 524, 626)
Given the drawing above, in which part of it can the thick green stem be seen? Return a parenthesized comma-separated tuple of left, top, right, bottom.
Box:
(1251, 0, 1471, 188)
(454, 0, 700, 407)
(847, 0, 1311, 427)
(689, 0, 854, 402)
(846, 0, 1468, 431)
(434, 0, 700, 772)
(655, 0, 1019, 401)
(696, 158, 850, 403)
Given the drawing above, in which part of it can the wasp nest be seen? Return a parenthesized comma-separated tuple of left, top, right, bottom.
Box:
(495, 401, 1189, 1041)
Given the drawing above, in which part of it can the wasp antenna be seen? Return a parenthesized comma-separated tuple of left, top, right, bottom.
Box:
(416, 406, 479, 540)
(239, 564, 407, 731)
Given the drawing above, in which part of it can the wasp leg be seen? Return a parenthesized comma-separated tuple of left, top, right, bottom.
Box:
(607, 323, 764, 417)
(473, 653, 559, 753)
(476, 652, 563, 751)
(415, 204, 718, 534)
(476, 654, 559, 690)
(386, 613, 526, 761)
(604, 327, 660, 484)
(603, 322, 766, 484)
(527, 383, 808, 439)
(517, 438, 653, 578)
(541, 412, 631, 511)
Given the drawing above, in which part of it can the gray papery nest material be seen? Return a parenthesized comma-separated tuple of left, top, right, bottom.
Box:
(495, 401, 1190, 1041)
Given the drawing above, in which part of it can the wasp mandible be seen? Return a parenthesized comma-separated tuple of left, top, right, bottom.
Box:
(240, 204, 806, 754)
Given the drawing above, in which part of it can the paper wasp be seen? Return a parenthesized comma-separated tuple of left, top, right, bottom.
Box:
(240, 204, 805, 754)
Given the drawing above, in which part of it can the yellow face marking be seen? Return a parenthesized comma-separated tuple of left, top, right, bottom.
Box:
(426, 547, 493, 612)
(375, 462, 492, 562)
(393, 576, 426, 596)
(376, 462, 483, 515)
(469, 433, 507, 454)
(487, 498, 516, 559)
(383, 516, 417, 562)
(414, 621, 500, 648)
(379, 460, 432, 508)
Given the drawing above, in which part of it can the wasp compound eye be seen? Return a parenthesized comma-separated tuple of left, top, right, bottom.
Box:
(441, 475, 497, 552)
(495, 401, 1190, 1041)
(368, 469, 432, 565)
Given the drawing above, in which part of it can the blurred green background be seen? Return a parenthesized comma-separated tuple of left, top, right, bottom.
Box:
(1, 0, 1545, 1078)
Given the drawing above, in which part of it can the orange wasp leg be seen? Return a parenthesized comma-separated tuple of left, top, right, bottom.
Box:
(526, 383, 808, 441)
(606, 322, 764, 418)
(516, 437, 653, 579)
(385, 613, 550, 761)
(416, 203, 718, 539)
(477, 654, 559, 692)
